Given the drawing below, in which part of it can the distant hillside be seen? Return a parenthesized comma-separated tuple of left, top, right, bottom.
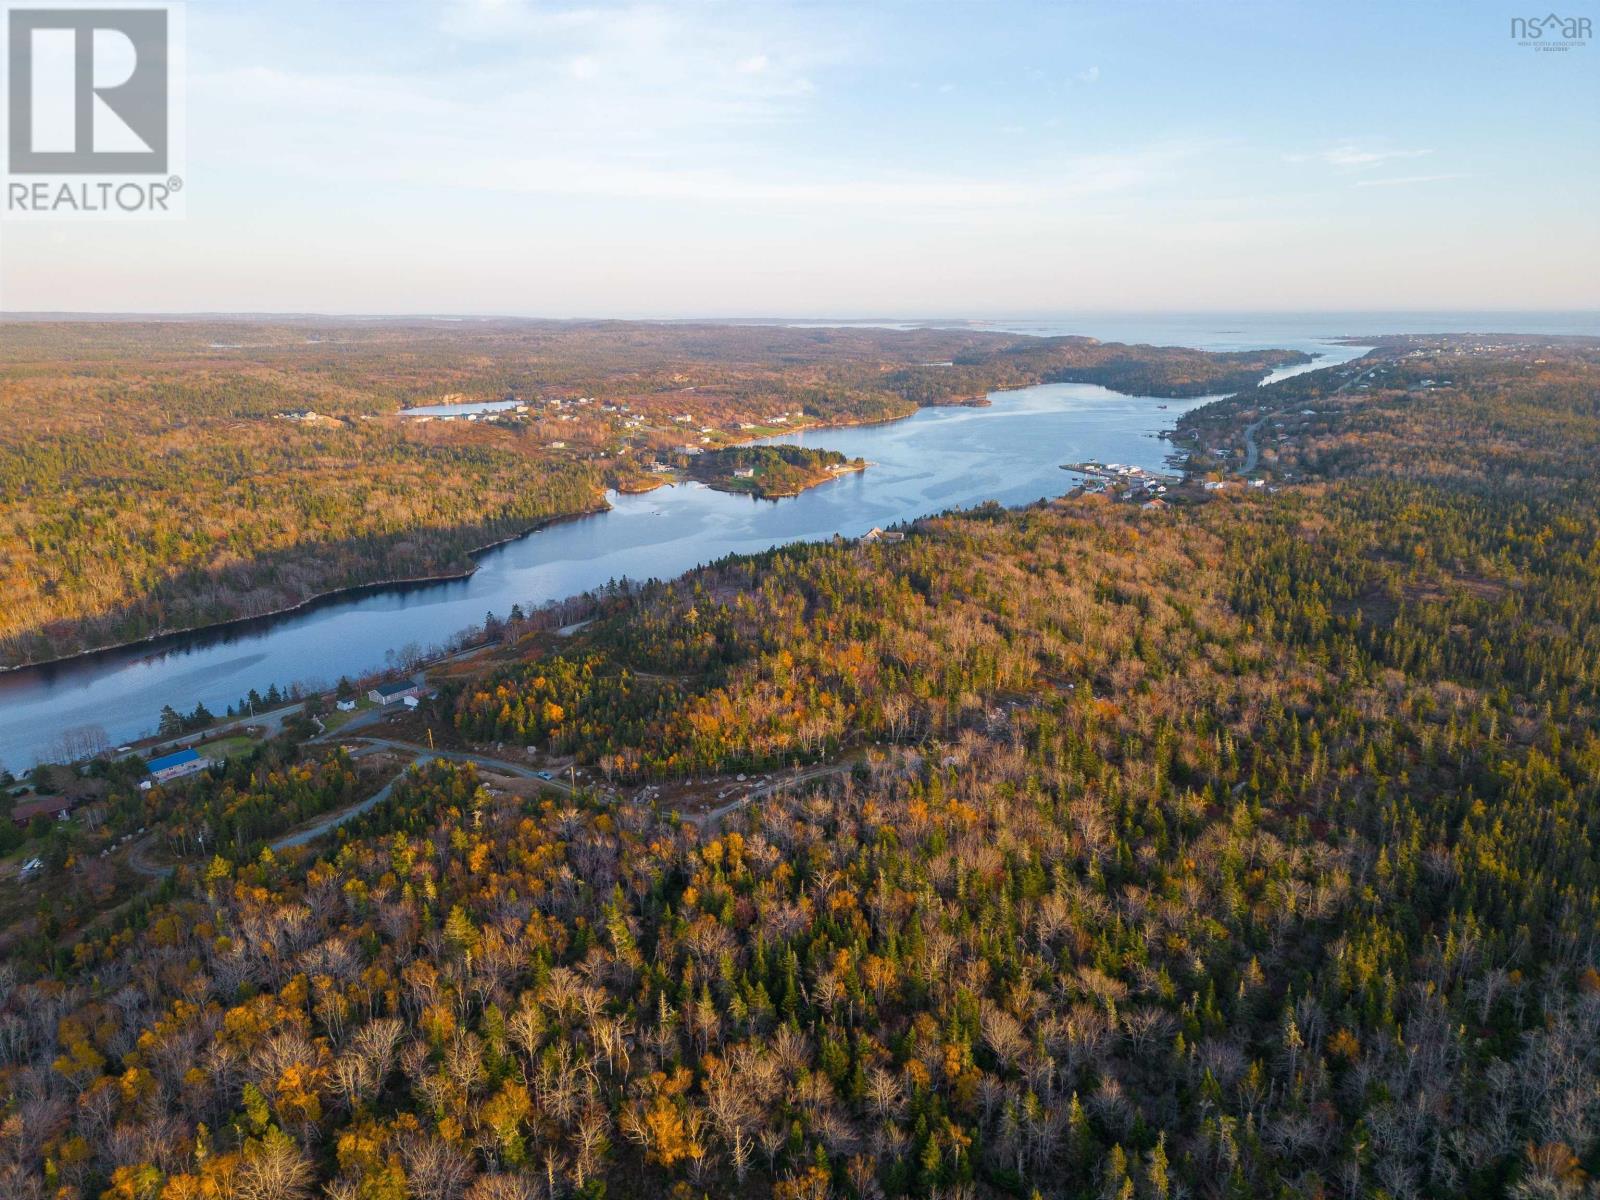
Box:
(0, 319, 1302, 668)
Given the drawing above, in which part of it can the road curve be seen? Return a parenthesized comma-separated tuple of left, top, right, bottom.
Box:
(1235, 358, 1386, 477)
(693, 761, 854, 831)
(273, 738, 574, 850)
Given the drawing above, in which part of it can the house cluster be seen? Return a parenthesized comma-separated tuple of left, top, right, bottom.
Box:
(1122, 476, 1170, 502)
(1069, 462, 1172, 504)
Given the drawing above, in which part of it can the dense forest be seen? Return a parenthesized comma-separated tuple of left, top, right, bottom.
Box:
(0, 320, 1302, 667)
(3, 337, 1597, 1200)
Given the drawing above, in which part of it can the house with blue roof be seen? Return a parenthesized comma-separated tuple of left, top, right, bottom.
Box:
(145, 747, 211, 785)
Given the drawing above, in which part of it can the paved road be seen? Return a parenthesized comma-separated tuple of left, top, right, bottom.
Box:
(125, 736, 573, 872)
(271, 755, 428, 849)
(113, 700, 305, 763)
(272, 737, 574, 849)
(1240, 416, 1268, 473)
(117, 672, 436, 765)
(321, 707, 386, 738)
(342, 737, 566, 784)
(1237, 358, 1387, 476)
(126, 834, 173, 879)
(122, 749, 850, 880)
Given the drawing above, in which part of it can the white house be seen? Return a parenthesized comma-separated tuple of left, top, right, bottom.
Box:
(369, 680, 423, 706)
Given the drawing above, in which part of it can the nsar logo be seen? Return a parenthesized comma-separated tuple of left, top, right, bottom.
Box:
(1510, 11, 1591, 50)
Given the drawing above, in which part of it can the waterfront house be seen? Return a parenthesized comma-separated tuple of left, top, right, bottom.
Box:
(369, 680, 423, 706)
(145, 748, 211, 784)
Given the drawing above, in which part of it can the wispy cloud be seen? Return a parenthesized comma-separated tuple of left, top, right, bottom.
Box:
(1352, 173, 1466, 188)
(214, 111, 1205, 210)
(1077, 65, 1100, 83)
(424, 0, 844, 130)
(196, 3, 1210, 218)
(1286, 141, 1433, 170)
(449, 143, 1198, 206)
(194, 1, 843, 190)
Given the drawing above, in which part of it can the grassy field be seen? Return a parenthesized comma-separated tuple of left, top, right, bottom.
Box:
(191, 734, 257, 761)
(318, 701, 377, 735)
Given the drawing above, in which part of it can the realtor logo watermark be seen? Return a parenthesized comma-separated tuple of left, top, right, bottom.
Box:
(2, 1, 185, 218)
(1510, 12, 1591, 50)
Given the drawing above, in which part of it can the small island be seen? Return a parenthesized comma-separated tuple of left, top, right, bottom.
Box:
(687, 444, 866, 498)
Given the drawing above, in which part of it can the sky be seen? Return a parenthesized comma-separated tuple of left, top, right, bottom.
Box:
(1, 0, 1596, 316)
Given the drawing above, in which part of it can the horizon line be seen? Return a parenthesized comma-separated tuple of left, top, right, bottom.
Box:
(4, 307, 1598, 323)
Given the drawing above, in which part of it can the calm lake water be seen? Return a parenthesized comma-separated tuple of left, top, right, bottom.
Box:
(2, 311, 1590, 767)
(403, 398, 522, 417)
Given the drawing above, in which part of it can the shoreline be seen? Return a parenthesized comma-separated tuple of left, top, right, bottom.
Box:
(0, 363, 1287, 682)
(0, 500, 612, 679)
(734, 457, 871, 500)
(0, 403, 986, 676)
